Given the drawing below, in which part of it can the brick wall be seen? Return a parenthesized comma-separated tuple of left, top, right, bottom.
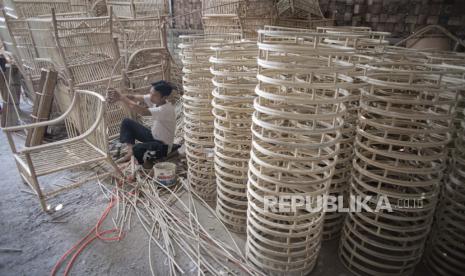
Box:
(171, 0, 465, 38)
(172, 0, 203, 29)
(319, 0, 465, 38)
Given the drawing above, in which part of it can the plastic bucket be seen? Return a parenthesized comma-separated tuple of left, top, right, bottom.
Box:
(153, 162, 176, 186)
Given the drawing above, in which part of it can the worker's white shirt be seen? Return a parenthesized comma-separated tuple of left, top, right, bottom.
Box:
(143, 95, 176, 145)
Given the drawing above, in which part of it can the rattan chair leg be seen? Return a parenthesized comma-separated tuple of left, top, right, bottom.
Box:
(24, 154, 48, 212)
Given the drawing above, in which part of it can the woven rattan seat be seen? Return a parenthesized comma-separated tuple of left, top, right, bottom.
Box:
(3, 90, 122, 212)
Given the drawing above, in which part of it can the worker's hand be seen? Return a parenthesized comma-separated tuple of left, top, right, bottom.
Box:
(107, 89, 121, 103)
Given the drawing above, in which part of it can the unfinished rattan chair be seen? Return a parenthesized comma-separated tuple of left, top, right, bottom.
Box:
(124, 47, 169, 125)
(202, 14, 242, 35)
(26, 12, 87, 70)
(112, 16, 165, 64)
(107, 0, 166, 19)
(8, 0, 72, 18)
(236, 0, 275, 39)
(126, 48, 168, 93)
(201, 0, 239, 15)
(49, 12, 130, 139)
(275, 0, 335, 29)
(2, 89, 122, 212)
(276, 0, 323, 18)
(0, 9, 50, 98)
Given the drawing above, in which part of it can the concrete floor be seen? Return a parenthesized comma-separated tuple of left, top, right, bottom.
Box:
(0, 130, 434, 276)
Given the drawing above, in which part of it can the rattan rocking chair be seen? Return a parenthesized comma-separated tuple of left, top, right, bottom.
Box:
(2, 89, 123, 212)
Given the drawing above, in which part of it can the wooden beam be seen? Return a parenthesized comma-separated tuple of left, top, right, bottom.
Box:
(0, 66, 9, 128)
(26, 69, 48, 145)
(0, 65, 21, 127)
(26, 69, 58, 146)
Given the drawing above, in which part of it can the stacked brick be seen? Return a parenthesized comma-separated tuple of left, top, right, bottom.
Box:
(172, 0, 203, 29)
(318, 0, 465, 38)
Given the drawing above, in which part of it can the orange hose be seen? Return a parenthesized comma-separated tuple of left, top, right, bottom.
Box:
(51, 194, 125, 276)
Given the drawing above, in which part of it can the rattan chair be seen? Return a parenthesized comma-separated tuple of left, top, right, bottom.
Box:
(124, 47, 168, 125)
(9, 0, 73, 18)
(107, 0, 166, 19)
(48, 12, 130, 139)
(201, 0, 239, 15)
(112, 16, 165, 64)
(0, 9, 47, 98)
(125, 47, 168, 94)
(2, 89, 122, 212)
(202, 14, 242, 35)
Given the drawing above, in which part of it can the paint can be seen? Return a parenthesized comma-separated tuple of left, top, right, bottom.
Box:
(153, 162, 176, 186)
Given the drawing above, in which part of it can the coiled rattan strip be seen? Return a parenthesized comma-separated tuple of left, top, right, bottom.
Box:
(209, 41, 257, 232)
(339, 62, 461, 276)
(180, 34, 239, 201)
(246, 27, 368, 275)
(424, 112, 465, 276)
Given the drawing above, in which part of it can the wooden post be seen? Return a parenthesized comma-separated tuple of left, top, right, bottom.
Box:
(10, 65, 21, 126)
(0, 66, 9, 128)
(26, 70, 48, 144)
(26, 69, 58, 146)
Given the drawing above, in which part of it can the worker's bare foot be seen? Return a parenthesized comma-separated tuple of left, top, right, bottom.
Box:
(116, 153, 132, 163)
(117, 160, 131, 169)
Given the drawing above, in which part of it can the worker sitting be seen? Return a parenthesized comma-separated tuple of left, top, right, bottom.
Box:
(107, 80, 178, 168)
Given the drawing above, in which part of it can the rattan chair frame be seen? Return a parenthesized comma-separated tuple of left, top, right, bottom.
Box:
(2, 89, 122, 212)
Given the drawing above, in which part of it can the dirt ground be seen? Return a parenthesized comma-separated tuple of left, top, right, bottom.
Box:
(0, 130, 433, 276)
